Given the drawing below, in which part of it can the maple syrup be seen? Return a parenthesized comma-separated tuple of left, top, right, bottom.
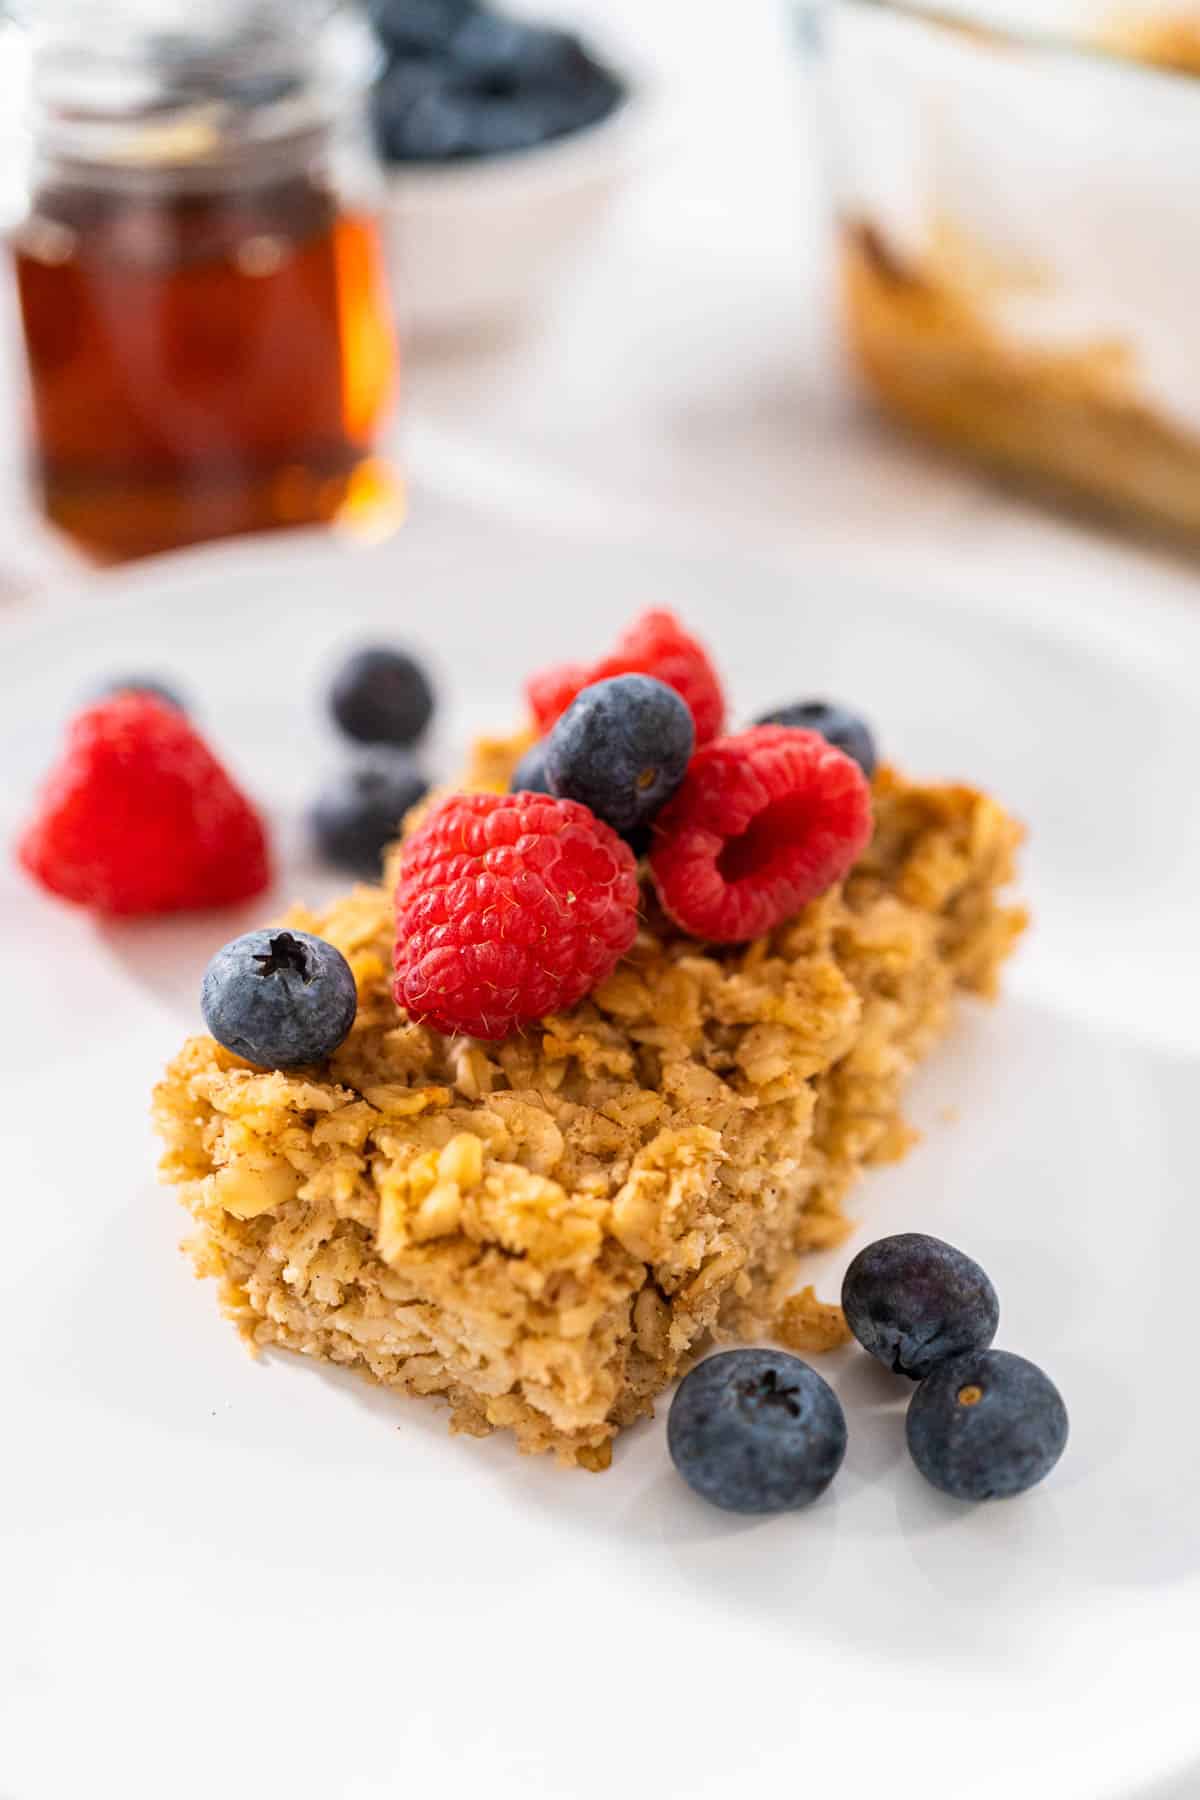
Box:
(10, 6, 399, 561)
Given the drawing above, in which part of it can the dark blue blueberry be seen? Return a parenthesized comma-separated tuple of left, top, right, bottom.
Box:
(842, 1233, 999, 1381)
(90, 675, 187, 712)
(545, 674, 693, 838)
(450, 15, 610, 90)
(366, 0, 478, 57)
(310, 754, 429, 880)
(755, 701, 878, 779)
(442, 95, 550, 157)
(509, 739, 553, 796)
(906, 1348, 1068, 1500)
(448, 11, 555, 79)
(370, 62, 477, 160)
(372, 72, 619, 162)
(201, 929, 358, 1069)
(667, 1349, 847, 1515)
(329, 645, 434, 747)
(369, 11, 624, 164)
(521, 65, 623, 141)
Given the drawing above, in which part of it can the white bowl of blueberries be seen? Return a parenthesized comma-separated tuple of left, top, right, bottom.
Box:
(365, 0, 650, 337)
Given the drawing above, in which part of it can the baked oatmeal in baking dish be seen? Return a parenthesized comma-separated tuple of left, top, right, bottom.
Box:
(809, 0, 1200, 539)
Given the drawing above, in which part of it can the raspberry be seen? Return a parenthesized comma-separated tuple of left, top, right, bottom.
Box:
(17, 694, 271, 916)
(526, 662, 591, 737)
(526, 609, 725, 745)
(648, 725, 873, 943)
(754, 699, 878, 779)
(393, 790, 639, 1039)
(603, 610, 725, 743)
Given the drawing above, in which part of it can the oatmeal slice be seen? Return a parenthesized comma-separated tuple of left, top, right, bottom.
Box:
(154, 745, 1025, 1466)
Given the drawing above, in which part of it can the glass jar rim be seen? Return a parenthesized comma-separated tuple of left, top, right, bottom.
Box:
(15, 2, 378, 175)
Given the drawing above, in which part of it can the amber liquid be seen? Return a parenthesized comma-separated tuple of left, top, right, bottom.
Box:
(13, 171, 399, 561)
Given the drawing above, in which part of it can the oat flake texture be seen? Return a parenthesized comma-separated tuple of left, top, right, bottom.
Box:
(154, 734, 1026, 1469)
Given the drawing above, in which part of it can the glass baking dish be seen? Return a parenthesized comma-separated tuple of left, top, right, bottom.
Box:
(798, 0, 1200, 539)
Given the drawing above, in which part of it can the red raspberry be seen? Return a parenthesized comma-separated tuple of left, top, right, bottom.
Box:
(17, 694, 271, 916)
(648, 726, 873, 943)
(394, 790, 640, 1040)
(526, 609, 725, 745)
(526, 662, 591, 737)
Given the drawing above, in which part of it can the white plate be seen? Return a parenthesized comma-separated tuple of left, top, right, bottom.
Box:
(4, 507, 1199, 1800)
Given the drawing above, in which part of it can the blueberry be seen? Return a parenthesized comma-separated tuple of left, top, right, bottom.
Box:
(545, 674, 694, 838)
(450, 15, 604, 88)
(509, 739, 553, 796)
(841, 1233, 999, 1381)
(527, 65, 623, 139)
(371, 62, 473, 161)
(448, 11, 552, 79)
(755, 701, 878, 779)
(366, 0, 478, 57)
(371, 64, 619, 162)
(310, 754, 429, 880)
(369, 12, 624, 164)
(201, 929, 358, 1069)
(90, 675, 187, 712)
(906, 1348, 1069, 1500)
(668, 1349, 847, 1514)
(442, 96, 548, 157)
(329, 645, 434, 747)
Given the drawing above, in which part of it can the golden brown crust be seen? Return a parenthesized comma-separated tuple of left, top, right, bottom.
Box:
(154, 735, 1025, 1466)
(841, 220, 1200, 542)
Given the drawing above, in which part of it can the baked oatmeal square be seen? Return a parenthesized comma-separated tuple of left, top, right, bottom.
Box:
(155, 739, 1025, 1468)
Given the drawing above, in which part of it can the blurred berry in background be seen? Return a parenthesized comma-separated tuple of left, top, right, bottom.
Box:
(365, 0, 625, 163)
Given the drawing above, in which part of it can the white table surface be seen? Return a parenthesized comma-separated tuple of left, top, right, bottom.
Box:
(3, 0, 1200, 631)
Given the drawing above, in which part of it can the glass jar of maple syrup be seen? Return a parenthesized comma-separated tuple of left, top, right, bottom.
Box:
(9, 1, 399, 561)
